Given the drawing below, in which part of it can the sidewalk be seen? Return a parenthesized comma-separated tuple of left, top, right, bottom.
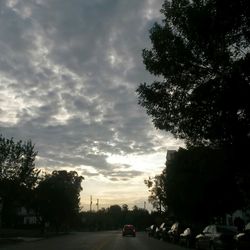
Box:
(0, 236, 43, 245)
(0, 232, 69, 246)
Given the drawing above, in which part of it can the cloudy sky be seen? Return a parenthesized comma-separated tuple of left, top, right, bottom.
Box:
(0, 0, 183, 210)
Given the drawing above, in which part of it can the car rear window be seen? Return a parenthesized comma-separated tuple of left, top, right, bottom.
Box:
(124, 225, 134, 229)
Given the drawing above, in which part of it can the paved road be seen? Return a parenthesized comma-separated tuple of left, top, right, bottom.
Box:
(1, 231, 188, 250)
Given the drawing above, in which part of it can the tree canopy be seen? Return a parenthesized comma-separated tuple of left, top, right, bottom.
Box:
(80, 205, 152, 231)
(137, 0, 250, 148)
(35, 170, 84, 231)
(0, 135, 39, 227)
(165, 147, 242, 223)
(0, 135, 39, 188)
(139, 1, 250, 223)
(146, 147, 245, 223)
(144, 172, 167, 213)
(0, 135, 86, 231)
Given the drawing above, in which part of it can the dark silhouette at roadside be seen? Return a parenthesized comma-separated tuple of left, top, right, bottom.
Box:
(0, 135, 39, 229)
(234, 217, 245, 233)
(79, 204, 153, 231)
(139, 0, 250, 241)
(34, 170, 84, 233)
(0, 135, 84, 236)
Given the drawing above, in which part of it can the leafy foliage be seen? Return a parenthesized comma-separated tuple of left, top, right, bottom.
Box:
(137, 0, 250, 147)
(0, 135, 39, 188)
(139, 0, 250, 222)
(147, 147, 244, 223)
(0, 135, 39, 227)
(144, 172, 167, 213)
(80, 205, 152, 231)
(35, 170, 84, 231)
(165, 147, 243, 223)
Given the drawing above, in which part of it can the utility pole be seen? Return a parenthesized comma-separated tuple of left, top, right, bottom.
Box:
(144, 201, 146, 210)
(90, 195, 92, 212)
(96, 199, 99, 211)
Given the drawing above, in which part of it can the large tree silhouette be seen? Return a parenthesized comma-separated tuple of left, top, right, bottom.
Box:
(137, 0, 250, 148)
(137, 0, 250, 208)
(35, 170, 84, 231)
(165, 147, 243, 223)
(0, 135, 39, 227)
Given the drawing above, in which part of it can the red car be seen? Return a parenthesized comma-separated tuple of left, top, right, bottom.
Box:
(122, 224, 136, 237)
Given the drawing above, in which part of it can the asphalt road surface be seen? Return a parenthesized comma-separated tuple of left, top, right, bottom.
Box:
(1, 231, 188, 250)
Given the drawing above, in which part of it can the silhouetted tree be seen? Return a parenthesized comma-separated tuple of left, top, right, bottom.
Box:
(0, 135, 39, 227)
(122, 204, 129, 212)
(137, 0, 250, 210)
(35, 170, 84, 232)
(131, 207, 151, 230)
(166, 147, 243, 223)
(80, 205, 152, 231)
(0, 135, 39, 188)
(145, 171, 167, 213)
(137, 0, 250, 148)
(107, 205, 122, 229)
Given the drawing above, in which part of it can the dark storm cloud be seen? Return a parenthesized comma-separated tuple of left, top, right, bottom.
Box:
(0, 0, 178, 180)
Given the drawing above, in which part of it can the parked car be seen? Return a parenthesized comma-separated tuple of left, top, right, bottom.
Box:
(234, 222, 250, 250)
(180, 225, 203, 248)
(146, 225, 151, 233)
(168, 222, 186, 243)
(153, 222, 167, 239)
(122, 224, 136, 237)
(179, 227, 193, 248)
(195, 224, 237, 250)
(154, 226, 161, 239)
(158, 222, 171, 241)
(147, 224, 157, 237)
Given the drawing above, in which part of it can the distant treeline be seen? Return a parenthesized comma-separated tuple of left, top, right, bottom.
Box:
(0, 135, 163, 233)
(79, 205, 158, 231)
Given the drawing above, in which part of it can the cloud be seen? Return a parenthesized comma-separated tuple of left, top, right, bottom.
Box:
(0, 0, 183, 186)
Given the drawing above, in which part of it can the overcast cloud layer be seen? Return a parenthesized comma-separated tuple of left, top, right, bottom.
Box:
(0, 0, 183, 207)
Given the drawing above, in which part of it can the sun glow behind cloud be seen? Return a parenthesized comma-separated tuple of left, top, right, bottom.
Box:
(107, 152, 166, 174)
